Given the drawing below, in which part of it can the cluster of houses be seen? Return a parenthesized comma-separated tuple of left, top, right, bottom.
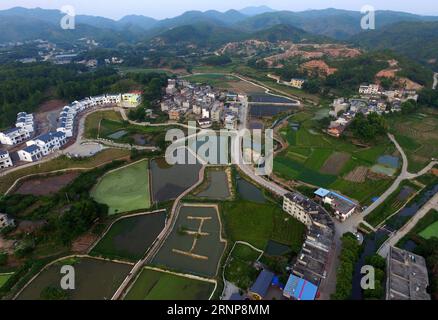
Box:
(161, 79, 244, 129)
(0, 92, 142, 169)
(328, 83, 418, 138)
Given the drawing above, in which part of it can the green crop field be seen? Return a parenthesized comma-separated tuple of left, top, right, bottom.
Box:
(221, 199, 305, 252)
(388, 109, 438, 172)
(274, 110, 396, 205)
(420, 221, 438, 239)
(91, 160, 151, 215)
(0, 273, 12, 289)
(125, 268, 215, 300)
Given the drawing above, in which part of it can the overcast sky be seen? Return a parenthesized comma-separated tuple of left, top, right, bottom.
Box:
(1, 0, 438, 19)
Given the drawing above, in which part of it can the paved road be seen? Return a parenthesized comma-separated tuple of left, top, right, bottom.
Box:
(378, 192, 438, 258)
(433, 73, 438, 90)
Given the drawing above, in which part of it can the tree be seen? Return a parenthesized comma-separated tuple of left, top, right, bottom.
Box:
(0, 253, 7, 266)
(40, 287, 69, 300)
(401, 100, 417, 114)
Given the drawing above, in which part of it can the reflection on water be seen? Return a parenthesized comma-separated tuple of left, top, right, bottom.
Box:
(236, 175, 266, 203)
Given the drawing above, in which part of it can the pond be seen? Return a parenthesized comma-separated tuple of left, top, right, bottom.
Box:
(236, 176, 266, 203)
(196, 170, 231, 200)
(150, 157, 202, 203)
(386, 184, 438, 231)
(249, 94, 296, 104)
(250, 105, 298, 117)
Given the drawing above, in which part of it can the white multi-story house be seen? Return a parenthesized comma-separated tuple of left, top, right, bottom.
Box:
(18, 144, 43, 162)
(359, 84, 380, 95)
(0, 127, 31, 145)
(0, 150, 13, 169)
(16, 112, 35, 134)
(282, 193, 318, 226)
(26, 131, 67, 156)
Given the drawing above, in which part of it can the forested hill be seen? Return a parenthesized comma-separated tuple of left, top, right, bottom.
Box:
(351, 21, 438, 70)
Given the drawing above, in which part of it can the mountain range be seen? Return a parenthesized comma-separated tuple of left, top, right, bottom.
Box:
(0, 6, 438, 66)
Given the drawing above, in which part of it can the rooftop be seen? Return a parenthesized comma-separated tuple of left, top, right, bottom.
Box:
(386, 247, 431, 300)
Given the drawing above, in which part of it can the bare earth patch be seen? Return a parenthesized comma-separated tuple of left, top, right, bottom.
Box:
(72, 233, 99, 253)
(345, 166, 369, 183)
(14, 171, 80, 196)
(320, 152, 351, 175)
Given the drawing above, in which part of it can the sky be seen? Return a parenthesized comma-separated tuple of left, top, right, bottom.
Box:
(1, 0, 438, 20)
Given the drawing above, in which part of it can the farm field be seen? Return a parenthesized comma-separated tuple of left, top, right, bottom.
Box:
(13, 171, 80, 196)
(150, 158, 202, 203)
(0, 273, 12, 289)
(195, 169, 231, 200)
(0, 148, 130, 194)
(125, 268, 215, 300)
(221, 199, 305, 253)
(91, 211, 167, 261)
(397, 210, 438, 249)
(365, 181, 421, 227)
(224, 243, 261, 290)
(274, 110, 397, 205)
(152, 205, 226, 278)
(388, 109, 438, 172)
(91, 160, 151, 215)
(419, 210, 438, 239)
(17, 257, 132, 300)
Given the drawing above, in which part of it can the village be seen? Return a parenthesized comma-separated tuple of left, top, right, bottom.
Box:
(161, 79, 246, 130)
(327, 83, 419, 138)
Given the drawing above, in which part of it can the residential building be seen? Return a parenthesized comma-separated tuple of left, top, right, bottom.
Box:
(122, 92, 142, 107)
(386, 247, 431, 300)
(283, 193, 322, 226)
(0, 127, 31, 145)
(330, 98, 350, 117)
(224, 114, 237, 130)
(16, 112, 35, 133)
(26, 131, 67, 156)
(289, 78, 306, 89)
(359, 84, 380, 95)
(18, 145, 43, 162)
(283, 275, 318, 300)
(248, 270, 275, 300)
(168, 109, 181, 121)
(0, 150, 13, 169)
(314, 188, 358, 221)
(0, 213, 15, 229)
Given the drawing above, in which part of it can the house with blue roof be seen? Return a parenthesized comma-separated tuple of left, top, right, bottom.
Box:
(283, 275, 318, 301)
(17, 144, 43, 162)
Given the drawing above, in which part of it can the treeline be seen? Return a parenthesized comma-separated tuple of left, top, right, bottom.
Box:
(0, 63, 170, 129)
(415, 237, 438, 300)
(332, 233, 363, 300)
(0, 63, 122, 129)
